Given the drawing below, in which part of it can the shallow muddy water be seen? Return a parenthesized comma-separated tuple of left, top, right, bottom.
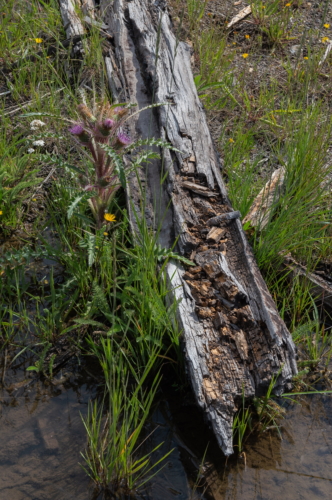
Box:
(149, 392, 332, 500)
(0, 357, 96, 500)
(1, 355, 332, 500)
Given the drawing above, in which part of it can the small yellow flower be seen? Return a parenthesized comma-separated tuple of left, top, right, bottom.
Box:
(34, 38, 43, 43)
(104, 213, 116, 222)
(322, 36, 330, 43)
(103, 232, 108, 236)
(303, 56, 308, 60)
(95, 246, 99, 249)
(44, 279, 48, 284)
(285, 3, 291, 6)
(245, 34, 250, 39)
(0, 211, 3, 215)
(229, 138, 234, 143)
(262, 5, 266, 8)
(32, 198, 37, 201)
(324, 23, 330, 28)
(242, 53, 249, 58)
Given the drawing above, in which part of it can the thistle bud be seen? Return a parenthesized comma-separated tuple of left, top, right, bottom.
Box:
(77, 104, 97, 122)
(69, 124, 91, 144)
(96, 118, 116, 136)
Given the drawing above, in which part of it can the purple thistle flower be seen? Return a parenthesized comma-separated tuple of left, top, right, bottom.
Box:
(69, 124, 91, 144)
(103, 118, 115, 129)
(96, 118, 116, 137)
(70, 124, 84, 135)
(116, 131, 131, 147)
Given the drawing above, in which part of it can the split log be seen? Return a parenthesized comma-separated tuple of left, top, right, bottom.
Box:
(59, 0, 297, 455)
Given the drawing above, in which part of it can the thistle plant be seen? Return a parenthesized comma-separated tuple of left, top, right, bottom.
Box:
(69, 103, 131, 228)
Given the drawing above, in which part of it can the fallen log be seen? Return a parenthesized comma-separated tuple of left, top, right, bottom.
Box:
(59, 0, 297, 455)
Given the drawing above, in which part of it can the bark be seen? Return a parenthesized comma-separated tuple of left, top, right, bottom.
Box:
(58, 0, 297, 455)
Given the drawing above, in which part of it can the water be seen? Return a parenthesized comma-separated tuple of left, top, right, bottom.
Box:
(145, 390, 332, 500)
(0, 354, 97, 500)
(0, 355, 332, 499)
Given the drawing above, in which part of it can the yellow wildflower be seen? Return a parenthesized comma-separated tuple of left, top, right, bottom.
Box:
(322, 36, 330, 43)
(0, 211, 2, 215)
(229, 138, 234, 143)
(103, 232, 109, 236)
(303, 56, 308, 60)
(34, 38, 43, 43)
(245, 34, 250, 39)
(285, 3, 291, 6)
(262, 5, 266, 8)
(324, 23, 330, 28)
(104, 213, 116, 222)
(32, 198, 37, 201)
(242, 53, 249, 58)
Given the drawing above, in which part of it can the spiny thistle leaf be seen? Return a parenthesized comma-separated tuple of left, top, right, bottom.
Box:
(67, 191, 96, 219)
(100, 144, 126, 188)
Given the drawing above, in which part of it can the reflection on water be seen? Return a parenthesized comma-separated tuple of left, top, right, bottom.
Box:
(1, 353, 332, 500)
(146, 392, 332, 500)
(0, 355, 97, 500)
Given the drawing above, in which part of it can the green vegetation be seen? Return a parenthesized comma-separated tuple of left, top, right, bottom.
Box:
(0, 0, 181, 495)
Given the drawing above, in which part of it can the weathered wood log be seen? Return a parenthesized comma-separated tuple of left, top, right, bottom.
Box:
(59, 0, 297, 455)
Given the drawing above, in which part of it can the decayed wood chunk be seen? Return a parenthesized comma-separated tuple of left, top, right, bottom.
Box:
(207, 211, 241, 226)
(182, 181, 218, 197)
(206, 227, 225, 243)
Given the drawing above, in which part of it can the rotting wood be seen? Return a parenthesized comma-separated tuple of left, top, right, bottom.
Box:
(59, 0, 297, 455)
